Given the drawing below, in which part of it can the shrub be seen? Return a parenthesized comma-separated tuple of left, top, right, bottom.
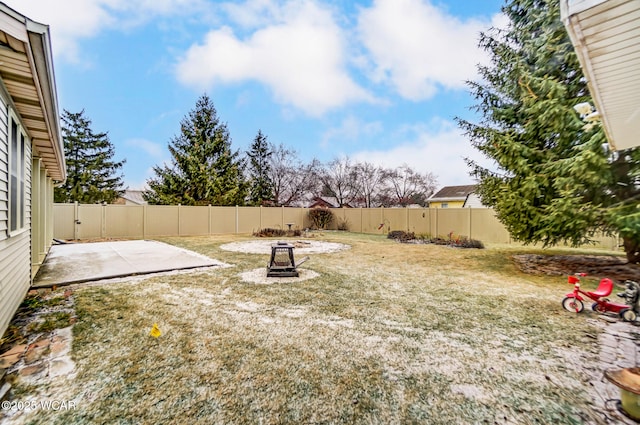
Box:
(337, 217, 350, 231)
(309, 208, 334, 229)
(253, 228, 302, 237)
(455, 236, 485, 249)
(254, 228, 286, 237)
(387, 230, 416, 242)
(388, 231, 485, 249)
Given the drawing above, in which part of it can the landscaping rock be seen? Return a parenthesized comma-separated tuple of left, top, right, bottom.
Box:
(513, 254, 640, 282)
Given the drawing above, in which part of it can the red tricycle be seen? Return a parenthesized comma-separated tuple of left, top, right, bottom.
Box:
(561, 273, 638, 322)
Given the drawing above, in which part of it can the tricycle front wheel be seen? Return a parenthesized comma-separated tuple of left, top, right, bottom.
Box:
(620, 308, 637, 322)
(562, 297, 584, 313)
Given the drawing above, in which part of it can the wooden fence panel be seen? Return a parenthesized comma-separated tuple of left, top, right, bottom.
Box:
(407, 208, 431, 235)
(210, 206, 236, 234)
(145, 205, 179, 237)
(51, 204, 619, 250)
(237, 207, 261, 234)
(179, 206, 209, 236)
(105, 205, 144, 238)
(53, 203, 75, 240)
(469, 209, 511, 243)
(77, 205, 103, 239)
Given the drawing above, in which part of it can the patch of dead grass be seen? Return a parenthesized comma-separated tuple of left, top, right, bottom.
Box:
(3, 232, 611, 425)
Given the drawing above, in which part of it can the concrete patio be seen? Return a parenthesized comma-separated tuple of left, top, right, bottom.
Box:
(32, 240, 228, 288)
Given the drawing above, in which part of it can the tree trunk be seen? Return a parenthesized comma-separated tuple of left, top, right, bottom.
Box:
(623, 235, 640, 264)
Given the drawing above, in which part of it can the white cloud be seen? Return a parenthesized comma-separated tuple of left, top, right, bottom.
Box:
(175, 0, 373, 116)
(220, 0, 283, 29)
(351, 119, 494, 187)
(5, 0, 208, 62)
(321, 116, 383, 148)
(126, 138, 164, 158)
(357, 0, 497, 100)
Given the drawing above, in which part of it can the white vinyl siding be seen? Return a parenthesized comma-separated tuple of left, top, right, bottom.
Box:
(0, 230, 30, 338)
(0, 91, 31, 341)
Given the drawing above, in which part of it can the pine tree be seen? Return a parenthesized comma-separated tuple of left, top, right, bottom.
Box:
(54, 109, 125, 204)
(458, 0, 640, 263)
(246, 130, 274, 205)
(145, 94, 247, 206)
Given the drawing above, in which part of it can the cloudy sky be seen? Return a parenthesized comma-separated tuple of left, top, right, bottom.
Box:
(8, 0, 505, 189)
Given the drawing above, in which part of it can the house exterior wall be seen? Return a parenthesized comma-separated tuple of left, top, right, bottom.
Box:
(30, 157, 54, 275)
(463, 194, 486, 208)
(0, 88, 33, 337)
(0, 4, 65, 339)
(429, 200, 465, 209)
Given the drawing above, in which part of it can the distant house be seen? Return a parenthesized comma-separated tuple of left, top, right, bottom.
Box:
(0, 4, 66, 337)
(428, 185, 482, 208)
(308, 196, 353, 209)
(114, 190, 147, 205)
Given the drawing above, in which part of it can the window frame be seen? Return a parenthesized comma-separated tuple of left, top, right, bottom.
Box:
(7, 111, 28, 237)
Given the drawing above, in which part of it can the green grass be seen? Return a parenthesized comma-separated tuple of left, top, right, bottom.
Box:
(7, 232, 611, 425)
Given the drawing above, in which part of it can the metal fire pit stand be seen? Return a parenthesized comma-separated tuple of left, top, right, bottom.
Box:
(267, 242, 299, 277)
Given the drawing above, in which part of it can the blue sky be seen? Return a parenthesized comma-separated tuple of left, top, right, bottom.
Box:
(10, 0, 505, 190)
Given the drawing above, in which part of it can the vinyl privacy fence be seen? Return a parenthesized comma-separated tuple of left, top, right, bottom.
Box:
(52, 203, 619, 249)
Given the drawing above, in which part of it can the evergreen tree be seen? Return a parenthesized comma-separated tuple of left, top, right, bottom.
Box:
(246, 130, 274, 205)
(54, 109, 125, 204)
(145, 94, 247, 206)
(458, 0, 640, 263)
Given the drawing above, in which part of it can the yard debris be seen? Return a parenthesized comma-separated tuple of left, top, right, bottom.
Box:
(149, 323, 161, 338)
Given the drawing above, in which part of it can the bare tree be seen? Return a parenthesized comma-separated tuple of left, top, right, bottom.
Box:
(354, 161, 386, 207)
(268, 144, 319, 206)
(318, 157, 361, 207)
(383, 164, 437, 207)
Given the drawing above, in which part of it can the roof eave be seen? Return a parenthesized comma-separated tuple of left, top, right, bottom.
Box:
(0, 3, 66, 182)
(561, 0, 640, 151)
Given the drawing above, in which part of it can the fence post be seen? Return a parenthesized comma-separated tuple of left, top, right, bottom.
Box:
(178, 204, 181, 236)
(406, 207, 409, 232)
(208, 205, 212, 235)
(101, 204, 106, 238)
(143, 204, 147, 239)
(260, 205, 263, 230)
(468, 208, 473, 240)
(73, 201, 79, 240)
(236, 205, 239, 234)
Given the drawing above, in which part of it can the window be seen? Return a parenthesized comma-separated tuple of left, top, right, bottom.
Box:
(441, 203, 448, 208)
(9, 116, 26, 234)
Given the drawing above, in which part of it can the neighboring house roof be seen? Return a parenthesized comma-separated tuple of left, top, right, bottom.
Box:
(561, 0, 640, 151)
(308, 196, 353, 208)
(120, 190, 147, 205)
(428, 185, 477, 203)
(0, 3, 65, 181)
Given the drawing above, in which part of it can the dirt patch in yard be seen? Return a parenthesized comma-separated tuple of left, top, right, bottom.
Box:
(239, 268, 320, 284)
(219, 239, 350, 254)
(513, 254, 640, 282)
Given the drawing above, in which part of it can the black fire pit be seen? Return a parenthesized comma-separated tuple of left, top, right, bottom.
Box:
(267, 241, 307, 277)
